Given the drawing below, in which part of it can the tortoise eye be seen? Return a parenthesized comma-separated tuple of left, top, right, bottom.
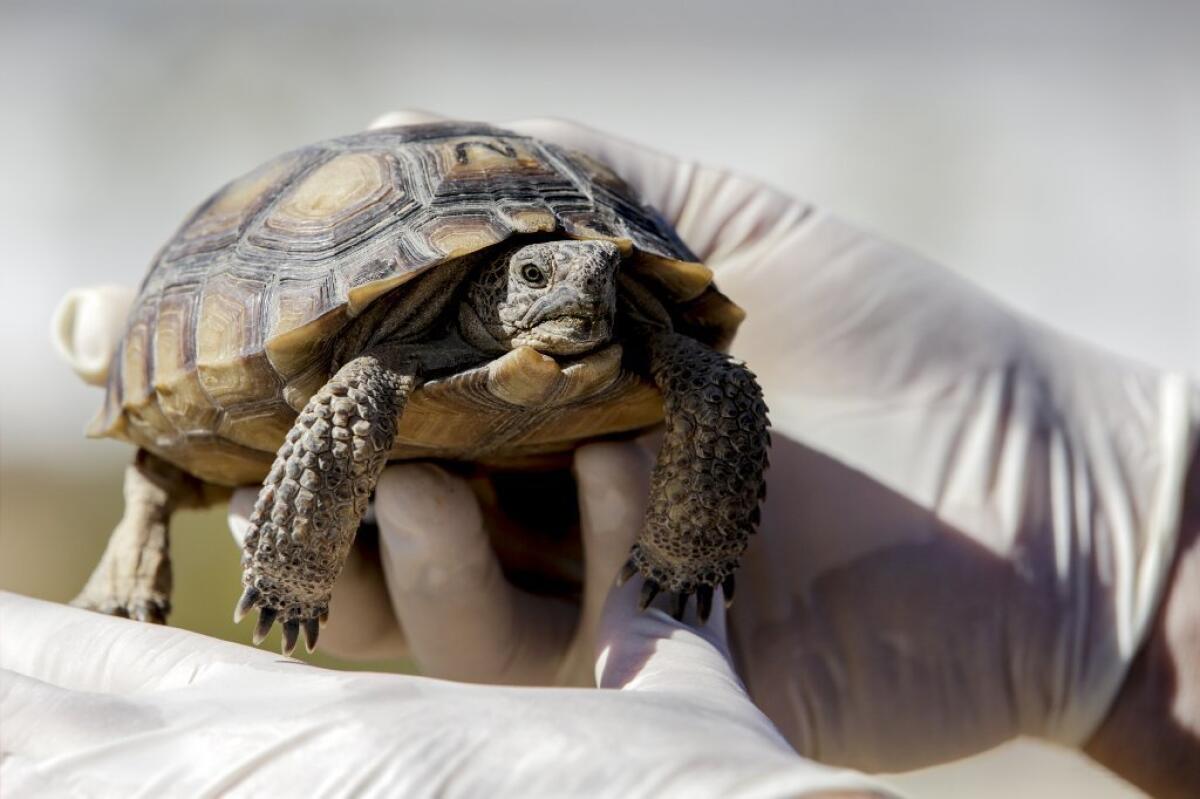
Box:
(519, 262, 547, 287)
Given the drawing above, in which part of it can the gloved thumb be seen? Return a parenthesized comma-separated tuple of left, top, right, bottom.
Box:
(51, 285, 135, 385)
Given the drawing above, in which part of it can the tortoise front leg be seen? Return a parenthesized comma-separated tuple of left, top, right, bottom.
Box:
(235, 350, 419, 655)
(623, 331, 770, 622)
(73, 450, 208, 623)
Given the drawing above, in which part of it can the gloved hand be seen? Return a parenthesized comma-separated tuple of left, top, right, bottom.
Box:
(54, 112, 1200, 787)
(0, 583, 888, 798)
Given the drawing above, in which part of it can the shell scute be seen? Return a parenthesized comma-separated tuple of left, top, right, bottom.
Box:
(267, 271, 344, 377)
(218, 398, 298, 452)
(194, 267, 281, 409)
(167, 154, 303, 261)
(153, 288, 220, 432)
(250, 152, 414, 258)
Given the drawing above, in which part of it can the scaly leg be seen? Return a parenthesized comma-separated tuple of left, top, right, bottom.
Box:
(235, 351, 418, 655)
(622, 331, 770, 622)
(72, 449, 206, 622)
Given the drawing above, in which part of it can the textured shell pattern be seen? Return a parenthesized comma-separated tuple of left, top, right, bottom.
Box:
(93, 122, 742, 484)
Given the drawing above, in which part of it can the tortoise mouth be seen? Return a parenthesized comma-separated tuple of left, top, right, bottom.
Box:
(513, 315, 612, 356)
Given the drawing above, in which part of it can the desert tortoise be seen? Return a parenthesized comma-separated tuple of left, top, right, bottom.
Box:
(76, 121, 770, 655)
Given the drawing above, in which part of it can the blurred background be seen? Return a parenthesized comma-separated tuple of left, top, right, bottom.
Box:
(1, 1, 1196, 796)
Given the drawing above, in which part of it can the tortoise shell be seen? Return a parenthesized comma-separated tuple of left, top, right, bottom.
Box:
(92, 122, 744, 486)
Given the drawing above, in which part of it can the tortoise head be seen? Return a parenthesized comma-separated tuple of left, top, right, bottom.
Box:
(460, 239, 620, 356)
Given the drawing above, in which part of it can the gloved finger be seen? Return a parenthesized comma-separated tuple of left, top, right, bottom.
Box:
(367, 109, 451, 130)
(552, 441, 652, 683)
(596, 568, 734, 693)
(579, 437, 744, 694)
(502, 118, 812, 270)
(3, 591, 891, 799)
(50, 285, 135, 386)
(227, 490, 408, 660)
(0, 592, 283, 695)
(592, 585, 895, 797)
(374, 463, 577, 685)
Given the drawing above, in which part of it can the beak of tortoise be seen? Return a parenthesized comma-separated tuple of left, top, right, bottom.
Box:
(523, 286, 604, 326)
(519, 287, 613, 354)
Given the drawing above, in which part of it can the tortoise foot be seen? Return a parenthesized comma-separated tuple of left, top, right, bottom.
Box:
(71, 591, 170, 625)
(72, 451, 193, 626)
(233, 353, 416, 656)
(620, 550, 732, 625)
(233, 586, 324, 656)
(623, 329, 768, 627)
(71, 531, 172, 624)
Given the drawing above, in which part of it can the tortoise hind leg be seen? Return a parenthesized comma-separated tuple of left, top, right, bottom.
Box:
(72, 449, 207, 623)
(235, 350, 419, 656)
(624, 331, 770, 622)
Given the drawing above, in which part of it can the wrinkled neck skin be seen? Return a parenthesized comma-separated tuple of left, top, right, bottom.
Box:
(458, 239, 621, 358)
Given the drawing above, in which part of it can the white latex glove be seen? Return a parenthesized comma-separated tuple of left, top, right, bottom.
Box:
(480, 114, 1199, 757)
(53, 112, 1200, 784)
(0, 587, 888, 798)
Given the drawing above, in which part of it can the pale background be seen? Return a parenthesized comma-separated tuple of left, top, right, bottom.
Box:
(1, 1, 1196, 796)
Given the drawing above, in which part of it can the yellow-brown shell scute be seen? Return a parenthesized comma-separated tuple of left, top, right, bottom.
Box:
(93, 122, 739, 485)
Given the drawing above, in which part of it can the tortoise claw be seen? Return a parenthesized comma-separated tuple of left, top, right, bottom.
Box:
(72, 595, 169, 624)
(233, 586, 260, 624)
(616, 558, 638, 587)
(303, 618, 320, 652)
(234, 586, 327, 654)
(696, 585, 714, 624)
(668, 591, 688, 621)
(131, 601, 168, 625)
(252, 608, 277, 645)
(637, 579, 660, 611)
(621, 546, 732, 625)
(281, 621, 300, 657)
(722, 574, 736, 608)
